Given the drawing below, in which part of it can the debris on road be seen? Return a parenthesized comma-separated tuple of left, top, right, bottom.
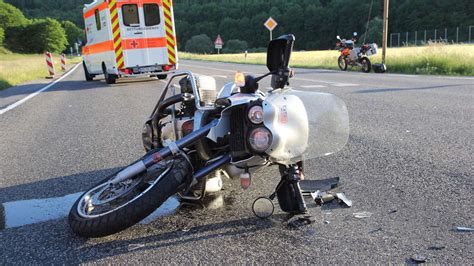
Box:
(310, 190, 335, 205)
(389, 209, 398, 214)
(455, 227, 474, 232)
(310, 190, 353, 207)
(353, 211, 372, 219)
(335, 192, 352, 207)
(300, 177, 340, 194)
(428, 245, 445, 251)
(369, 227, 383, 234)
(410, 254, 427, 263)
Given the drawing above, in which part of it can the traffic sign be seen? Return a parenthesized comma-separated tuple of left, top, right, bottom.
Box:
(215, 35, 224, 48)
(264, 17, 278, 31)
(214, 35, 224, 53)
(264, 17, 278, 40)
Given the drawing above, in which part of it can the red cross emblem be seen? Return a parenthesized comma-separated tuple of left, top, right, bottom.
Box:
(130, 40, 139, 48)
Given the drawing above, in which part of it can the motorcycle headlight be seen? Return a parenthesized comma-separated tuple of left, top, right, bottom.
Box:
(248, 127, 272, 153)
(248, 105, 264, 124)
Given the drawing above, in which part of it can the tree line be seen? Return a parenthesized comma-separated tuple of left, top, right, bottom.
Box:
(3, 0, 474, 53)
(0, 0, 83, 53)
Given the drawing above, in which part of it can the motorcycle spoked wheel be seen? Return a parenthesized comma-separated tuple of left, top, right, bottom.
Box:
(338, 55, 348, 71)
(68, 156, 191, 238)
(360, 57, 372, 73)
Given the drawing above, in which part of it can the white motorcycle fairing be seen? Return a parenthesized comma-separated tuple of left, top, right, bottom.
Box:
(263, 88, 350, 164)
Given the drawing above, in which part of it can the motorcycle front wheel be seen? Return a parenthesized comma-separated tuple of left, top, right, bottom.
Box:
(361, 57, 372, 73)
(338, 55, 348, 71)
(68, 156, 191, 238)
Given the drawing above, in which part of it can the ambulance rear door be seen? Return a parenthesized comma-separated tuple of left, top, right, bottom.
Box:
(119, 0, 170, 70)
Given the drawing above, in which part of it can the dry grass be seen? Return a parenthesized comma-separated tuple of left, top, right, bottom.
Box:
(0, 50, 82, 90)
(181, 44, 474, 76)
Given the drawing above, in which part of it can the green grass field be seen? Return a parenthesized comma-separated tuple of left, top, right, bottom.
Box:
(0, 48, 82, 90)
(181, 44, 474, 76)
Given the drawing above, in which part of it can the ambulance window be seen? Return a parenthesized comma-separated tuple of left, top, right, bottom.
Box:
(144, 4, 161, 26)
(122, 4, 139, 26)
(95, 9, 101, 31)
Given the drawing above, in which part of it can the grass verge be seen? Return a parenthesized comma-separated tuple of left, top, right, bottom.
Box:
(0, 48, 82, 90)
(180, 44, 474, 76)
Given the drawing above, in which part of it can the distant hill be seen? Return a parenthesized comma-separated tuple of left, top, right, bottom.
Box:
(5, 0, 474, 50)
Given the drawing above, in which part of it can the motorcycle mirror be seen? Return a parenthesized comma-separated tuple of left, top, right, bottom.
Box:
(266, 34, 295, 89)
(353, 32, 358, 36)
(266, 34, 295, 73)
(252, 197, 274, 219)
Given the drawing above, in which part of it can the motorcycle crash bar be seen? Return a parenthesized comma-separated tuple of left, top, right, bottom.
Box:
(110, 119, 219, 185)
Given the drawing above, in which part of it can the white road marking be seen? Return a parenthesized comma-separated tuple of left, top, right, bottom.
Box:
(212, 75, 228, 79)
(0, 63, 81, 115)
(332, 83, 359, 87)
(301, 85, 326, 88)
(291, 76, 337, 84)
(180, 63, 236, 73)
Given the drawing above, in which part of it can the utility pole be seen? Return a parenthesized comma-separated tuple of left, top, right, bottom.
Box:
(382, 0, 389, 66)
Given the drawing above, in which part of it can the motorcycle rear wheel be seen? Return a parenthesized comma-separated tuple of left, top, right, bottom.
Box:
(361, 57, 372, 73)
(338, 56, 348, 71)
(68, 156, 191, 238)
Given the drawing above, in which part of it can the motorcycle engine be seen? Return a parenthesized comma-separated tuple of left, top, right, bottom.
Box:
(160, 116, 194, 147)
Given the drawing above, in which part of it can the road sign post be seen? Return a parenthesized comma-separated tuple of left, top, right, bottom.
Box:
(214, 35, 224, 54)
(264, 17, 278, 41)
(382, 0, 389, 65)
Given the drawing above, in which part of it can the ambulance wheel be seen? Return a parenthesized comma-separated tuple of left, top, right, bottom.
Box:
(83, 62, 94, 81)
(102, 64, 117, 84)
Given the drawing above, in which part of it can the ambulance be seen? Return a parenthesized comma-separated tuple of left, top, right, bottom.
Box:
(81, 0, 178, 84)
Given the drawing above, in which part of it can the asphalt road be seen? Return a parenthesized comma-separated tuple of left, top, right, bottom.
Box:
(0, 60, 472, 264)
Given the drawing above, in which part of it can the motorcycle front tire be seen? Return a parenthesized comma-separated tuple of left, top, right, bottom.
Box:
(338, 55, 348, 71)
(361, 57, 372, 73)
(68, 156, 191, 238)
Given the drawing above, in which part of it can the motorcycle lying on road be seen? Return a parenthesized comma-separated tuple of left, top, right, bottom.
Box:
(68, 34, 350, 238)
(335, 32, 377, 73)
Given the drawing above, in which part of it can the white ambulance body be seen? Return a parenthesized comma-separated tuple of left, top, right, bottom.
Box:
(82, 0, 178, 84)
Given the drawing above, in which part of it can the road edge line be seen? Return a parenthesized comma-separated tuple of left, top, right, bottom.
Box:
(0, 63, 81, 115)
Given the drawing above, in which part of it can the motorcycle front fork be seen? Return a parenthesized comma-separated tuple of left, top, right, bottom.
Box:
(268, 163, 307, 214)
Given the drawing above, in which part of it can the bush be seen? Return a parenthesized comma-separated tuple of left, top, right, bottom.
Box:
(222, 39, 248, 54)
(61, 20, 84, 48)
(0, 1, 28, 29)
(0, 28, 4, 46)
(185, 34, 213, 54)
(6, 18, 67, 53)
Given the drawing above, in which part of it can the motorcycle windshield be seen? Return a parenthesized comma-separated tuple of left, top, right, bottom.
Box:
(263, 89, 349, 164)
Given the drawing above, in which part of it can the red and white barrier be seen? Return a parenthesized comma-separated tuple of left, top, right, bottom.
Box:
(45, 52, 55, 78)
(61, 53, 66, 72)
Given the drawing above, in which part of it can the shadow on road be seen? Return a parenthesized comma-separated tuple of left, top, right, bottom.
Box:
(75, 215, 276, 262)
(0, 167, 120, 203)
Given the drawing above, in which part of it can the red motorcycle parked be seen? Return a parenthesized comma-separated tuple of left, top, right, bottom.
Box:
(335, 32, 377, 73)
